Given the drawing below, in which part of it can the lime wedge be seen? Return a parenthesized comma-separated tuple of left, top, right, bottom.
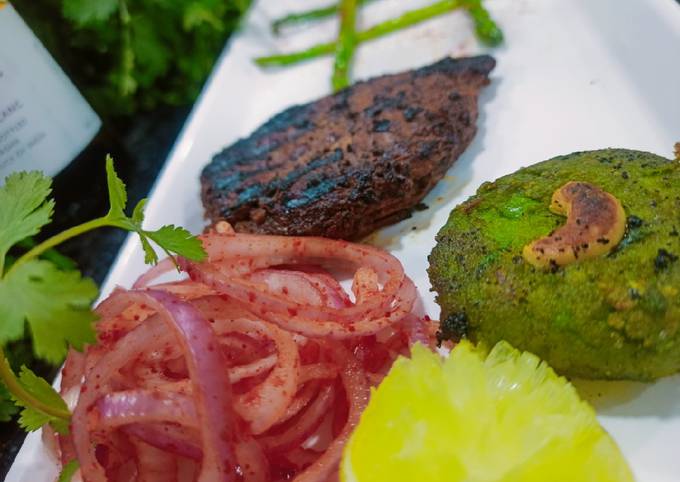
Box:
(342, 341, 634, 482)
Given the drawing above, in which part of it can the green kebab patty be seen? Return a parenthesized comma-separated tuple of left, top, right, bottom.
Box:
(429, 148, 680, 380)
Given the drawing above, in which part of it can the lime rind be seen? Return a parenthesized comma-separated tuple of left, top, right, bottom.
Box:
(342, 341, 634, 482)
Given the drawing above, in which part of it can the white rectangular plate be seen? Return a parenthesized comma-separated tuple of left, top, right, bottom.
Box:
(8, 0, 680, 480)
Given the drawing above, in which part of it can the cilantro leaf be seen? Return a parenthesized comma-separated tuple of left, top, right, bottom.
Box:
(58, 460, 80, 482)
(132, 198, 147, 225)
(12, 366, 69, 434)
(183, 3, 225, 31)
(0, 260, 97, 363)
(103, 158, 207, 264)
(105, 155, 127, 219)
(0, 383, 19, 422)
(131, 16, 172, 88)
(138, 235, 158, 265)
(62, 0, 119, 25)
(0, 172, 54, 271)
(145, 225, 206, 262)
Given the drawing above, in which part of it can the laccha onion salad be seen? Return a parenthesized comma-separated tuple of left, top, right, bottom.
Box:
(53, 222, 434, 482)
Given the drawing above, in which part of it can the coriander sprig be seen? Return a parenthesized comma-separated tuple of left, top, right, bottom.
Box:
(9, 156, 205, 275)
(0, 156, 206, 435)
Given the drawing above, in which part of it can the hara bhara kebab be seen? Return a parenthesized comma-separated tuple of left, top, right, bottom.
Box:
(429, 149, 680, 380)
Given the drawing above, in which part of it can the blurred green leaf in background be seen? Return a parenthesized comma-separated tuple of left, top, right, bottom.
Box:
(13, 0, 251, 119)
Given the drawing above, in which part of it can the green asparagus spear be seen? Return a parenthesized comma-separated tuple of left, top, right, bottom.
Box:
(332, 0, 359, 91)
(272, 0, 372, 34)
(273, 5, 338, 34)
(256, 0, 464, 67)
(257, 42, 336, 67)
(358, 0, 463, 43)
(464, 0, 503, 46)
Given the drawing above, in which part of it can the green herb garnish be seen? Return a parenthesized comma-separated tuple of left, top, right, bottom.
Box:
(258, 0, 503, 91)
(58, 460, 80, 482)
(272, 0, 374, 34)
(14, 0, 250, 117)
(332, 0, 359, 91)
(0, 156, 206, 434)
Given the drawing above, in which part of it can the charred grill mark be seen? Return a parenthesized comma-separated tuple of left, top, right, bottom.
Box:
(235, 148, 345, 205)
(372, 119, 391, 132)
(403, 107, 422, 122)
(285, 175, 349, 209)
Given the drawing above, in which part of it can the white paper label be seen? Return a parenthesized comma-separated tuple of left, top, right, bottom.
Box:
(0, 3, 102, 179)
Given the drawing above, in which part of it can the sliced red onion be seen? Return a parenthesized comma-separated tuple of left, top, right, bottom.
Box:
(293, 344, 369, 482)
(132, 257, 175, 289)
(215, 318, 299, 435)
(124, 424, 202, 461)
(188, 261, 415, 338)
(142, 290, 239, 482)
(258, 385, 334, 454)
(72, 315, 169, 482)
(61, 230, 435, 482)
(131, 437, 178, 482)
(185, 232, 407, 319)
(402, 313, 433, 348)
(97, 390, 197, 429)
